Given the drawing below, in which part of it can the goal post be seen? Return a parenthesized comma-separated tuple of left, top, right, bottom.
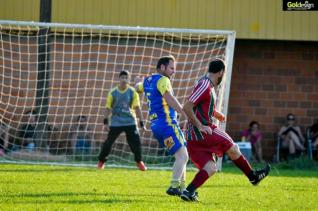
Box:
(0, 20, 235, 169)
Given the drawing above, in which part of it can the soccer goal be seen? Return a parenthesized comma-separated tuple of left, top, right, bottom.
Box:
(0, 20, 235, 169)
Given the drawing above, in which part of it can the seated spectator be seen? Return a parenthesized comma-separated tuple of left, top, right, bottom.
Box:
(18, 110, 37, 152)
(71, 115, 93, 153)
(241, 121, 264, 163)
(278, 113, 305, 158)
(310, 119, 318, 148)
(0, 121, 9, 156)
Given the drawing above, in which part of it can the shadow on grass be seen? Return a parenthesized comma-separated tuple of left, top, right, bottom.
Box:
(3, 192, 161, 204)
(0, 168, 95, 173)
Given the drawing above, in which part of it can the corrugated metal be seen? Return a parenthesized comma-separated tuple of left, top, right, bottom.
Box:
(1, 0, 317, 41)
(0, 0, 39, 22)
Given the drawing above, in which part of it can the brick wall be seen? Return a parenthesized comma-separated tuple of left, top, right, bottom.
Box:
(1, 34, 318, 160)
(227, 40, 318, 160)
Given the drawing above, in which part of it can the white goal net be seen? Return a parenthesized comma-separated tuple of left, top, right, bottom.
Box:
(0, 20, 235, 168)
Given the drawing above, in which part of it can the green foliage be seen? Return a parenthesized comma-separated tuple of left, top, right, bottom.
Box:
(0, 164, 317, 210)
(275, 156, 318, 170)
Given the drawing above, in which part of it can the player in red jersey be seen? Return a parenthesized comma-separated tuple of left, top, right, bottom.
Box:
(181, 59, 271, 202)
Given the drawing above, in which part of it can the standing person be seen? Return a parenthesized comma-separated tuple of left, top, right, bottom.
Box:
(135, 55, 189, 196)
(181, 59, 270, 202)
(241, 121, 264, 163)
(97, 70, 147, 171)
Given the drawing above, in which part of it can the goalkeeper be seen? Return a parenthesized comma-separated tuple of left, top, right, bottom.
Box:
(97, 70, 147, 171)
(136, 55, 189, 196)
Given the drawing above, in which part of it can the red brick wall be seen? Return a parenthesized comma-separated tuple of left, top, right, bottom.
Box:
(227, 40, 318, 160)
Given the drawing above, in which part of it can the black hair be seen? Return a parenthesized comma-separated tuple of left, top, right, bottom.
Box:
(24, 110, 37, 115)
(77, 115, 87, 121)
(119, 70, 129, 77)
(249, 121, 260, 129)
(208, 59, 225, 73)
(156, 55, 175, 70)
(286, 113, 295, 120)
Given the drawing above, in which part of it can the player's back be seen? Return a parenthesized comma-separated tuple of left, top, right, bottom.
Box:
(143, 74, 177, 125)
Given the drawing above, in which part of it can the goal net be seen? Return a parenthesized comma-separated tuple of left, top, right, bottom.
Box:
(0, 20, 235, 169)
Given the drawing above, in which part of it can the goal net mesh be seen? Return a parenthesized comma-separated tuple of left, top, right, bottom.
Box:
(0, 21, 235, 169)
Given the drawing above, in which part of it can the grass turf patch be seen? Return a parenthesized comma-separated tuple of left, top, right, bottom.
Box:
(0, 163, 317, 210)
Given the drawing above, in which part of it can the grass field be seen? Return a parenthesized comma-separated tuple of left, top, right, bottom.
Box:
(0, 163, 317, 210)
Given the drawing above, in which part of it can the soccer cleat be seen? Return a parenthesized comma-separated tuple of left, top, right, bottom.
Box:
(180, 190, 199, 202)
(136, 161, 147, 171)
(97, 161, 105, 169)
(166, 186, 182, 196)
(250, 163, 271, 185)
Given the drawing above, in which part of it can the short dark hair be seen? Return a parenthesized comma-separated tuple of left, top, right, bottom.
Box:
(249, 121, 260, 129)
(77, 115, 87, 121)
(286, 113, 295, 121)
(119, 70, 129, 77)
(208, 59, 225, 73)
(156, 55, 175, 70)
(25, 110, 37, 115)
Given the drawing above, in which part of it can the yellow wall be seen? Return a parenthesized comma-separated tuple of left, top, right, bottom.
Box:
(0, 0, 39, 22)
(0, 0, 317, 41)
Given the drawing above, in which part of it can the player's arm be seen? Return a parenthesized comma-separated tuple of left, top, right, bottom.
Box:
(213, 110, 226, 122)
(157, 76, 185, 116)
(163, 92, 185, 116)
(134, 76, 144, 93)
(183, 100, 212, 134)
(103, 91, 113, 130)
(132, 90, 145, 129)
(183, 79, 212, 134)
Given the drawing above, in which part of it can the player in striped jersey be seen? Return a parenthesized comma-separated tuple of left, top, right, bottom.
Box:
(136, 55, 189, 196)
(181, 59, 271, 202)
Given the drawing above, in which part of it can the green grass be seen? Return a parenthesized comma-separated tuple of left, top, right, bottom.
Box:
(0, 163, 317, 210)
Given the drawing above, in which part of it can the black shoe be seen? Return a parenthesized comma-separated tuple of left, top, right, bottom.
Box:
(166, 186, 181, 196)
(180, 190, 198, 202)
(250, 164, 271, 185)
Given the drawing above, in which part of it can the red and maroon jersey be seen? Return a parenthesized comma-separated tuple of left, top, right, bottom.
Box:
(186, 76, 217, 141)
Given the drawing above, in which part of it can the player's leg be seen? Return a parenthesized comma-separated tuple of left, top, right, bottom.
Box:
(97, 126, 123, 169)
(163, 124, 188, 196)
(181, 158, 217, 202)
(168, 145, 188, 194)
(125, 125, 147, 171)
(180, 164, 187, 191)
(215, 127, 270, 185)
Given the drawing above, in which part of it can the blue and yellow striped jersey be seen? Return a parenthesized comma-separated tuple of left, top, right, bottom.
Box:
(138, 74, 177, 124)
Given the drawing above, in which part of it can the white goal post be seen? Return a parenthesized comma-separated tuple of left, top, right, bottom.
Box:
(0, 20, 235, 169)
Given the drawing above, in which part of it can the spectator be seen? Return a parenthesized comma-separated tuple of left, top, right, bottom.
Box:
(310, 119, 318, 148)
(241, 121, 264, 163)
(0, 121, 9, 156)
(19, 110, 37, 152)
(278, 113, 305, 158)
(71, 115, 93, 154)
